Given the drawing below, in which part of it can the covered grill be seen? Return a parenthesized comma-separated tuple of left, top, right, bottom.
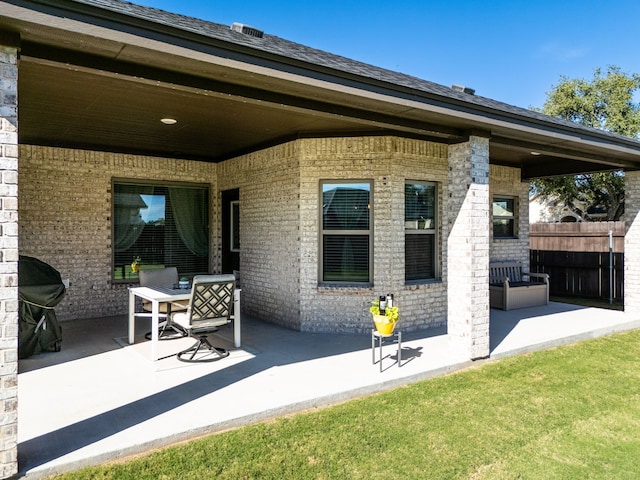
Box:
(18, 255, 66, 359)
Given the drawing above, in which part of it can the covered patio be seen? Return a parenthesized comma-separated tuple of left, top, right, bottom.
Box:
(5, 1, 640, 478)
(17, 304, 640, 479)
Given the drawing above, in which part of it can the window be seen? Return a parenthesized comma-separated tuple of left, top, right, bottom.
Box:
(113, 181, 209, 281)
(320, 181, 371, 284)
(493, 196, 516, 238)
(405, 181, 437, 282)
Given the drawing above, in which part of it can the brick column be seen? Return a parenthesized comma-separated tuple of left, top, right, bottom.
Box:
(0, 44, 19, 479)
(624, 170, 640, 317)
(447, 136, 490, 359)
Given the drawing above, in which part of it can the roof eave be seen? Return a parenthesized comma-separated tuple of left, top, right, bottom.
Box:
(4, 0, 640, 169)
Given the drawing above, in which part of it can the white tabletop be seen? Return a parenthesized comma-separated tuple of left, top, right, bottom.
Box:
(128, 286, 191, 302)
(128, 285, 242, 359)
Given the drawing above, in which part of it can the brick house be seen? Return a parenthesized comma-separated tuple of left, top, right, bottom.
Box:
(3, 1, 640, 476)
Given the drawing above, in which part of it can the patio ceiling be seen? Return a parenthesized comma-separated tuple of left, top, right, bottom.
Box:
(19, 56, 375, 162)
(4, 0, 640, 178)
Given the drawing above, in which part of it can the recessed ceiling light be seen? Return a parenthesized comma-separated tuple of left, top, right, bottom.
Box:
(161, 118, 177, 125)
(530, 151, 541, 156)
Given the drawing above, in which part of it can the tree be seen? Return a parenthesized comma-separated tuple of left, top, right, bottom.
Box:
(530, 172, 624, 221)
(531, 66, 640, 221)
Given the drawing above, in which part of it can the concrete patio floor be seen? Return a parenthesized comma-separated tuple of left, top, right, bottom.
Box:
(16, 302, 640, 479)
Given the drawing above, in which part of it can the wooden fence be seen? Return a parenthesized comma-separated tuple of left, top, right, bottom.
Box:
(529, 222, 624, 301)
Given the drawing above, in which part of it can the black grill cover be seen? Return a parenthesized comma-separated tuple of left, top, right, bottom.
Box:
(18, 255, 66, 358)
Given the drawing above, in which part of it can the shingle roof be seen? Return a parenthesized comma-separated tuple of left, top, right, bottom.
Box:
(71, 0, 638, 145)
(71, 0, 491, 103)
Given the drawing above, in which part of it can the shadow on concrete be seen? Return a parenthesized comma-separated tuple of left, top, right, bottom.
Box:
(18, 315, 445, 474)
(21, 302, 636, 477)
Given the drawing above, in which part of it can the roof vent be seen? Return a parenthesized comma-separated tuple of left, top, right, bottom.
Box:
(452, 84, 475, 95)
(231, 22, 264, 38)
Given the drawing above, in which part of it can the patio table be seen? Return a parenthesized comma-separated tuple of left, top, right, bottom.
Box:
(128, 285, 241, 361)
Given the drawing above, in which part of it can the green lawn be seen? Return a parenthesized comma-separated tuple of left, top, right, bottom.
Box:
(53, 330, 640, 479)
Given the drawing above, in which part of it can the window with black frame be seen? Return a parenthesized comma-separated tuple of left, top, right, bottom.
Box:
(320, 181, 371, 284)
(112, 181, 209, 281)
(492, 196, 517, 238)
(405, 181, 437, 282)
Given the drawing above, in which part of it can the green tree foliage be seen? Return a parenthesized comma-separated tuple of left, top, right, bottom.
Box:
(531, 172, 625, 221)
(532, 66, 640, 221)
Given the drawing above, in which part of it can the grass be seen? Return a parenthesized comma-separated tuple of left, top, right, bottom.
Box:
(52, 330, 640, 480)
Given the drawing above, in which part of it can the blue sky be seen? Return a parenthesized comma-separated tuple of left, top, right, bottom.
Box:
(137, 0, 639, 110)
(140, 194, 165, 222)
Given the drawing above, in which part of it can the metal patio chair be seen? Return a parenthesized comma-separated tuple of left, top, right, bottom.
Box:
(171, 274, 236, 362)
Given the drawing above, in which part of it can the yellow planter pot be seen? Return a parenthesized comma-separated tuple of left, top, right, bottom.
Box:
(372, 314, 397, 335)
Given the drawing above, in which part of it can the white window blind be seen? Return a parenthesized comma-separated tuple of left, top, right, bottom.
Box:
(321, 182, 371, 283)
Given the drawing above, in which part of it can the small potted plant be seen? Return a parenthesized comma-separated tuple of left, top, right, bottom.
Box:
(370, 299, 399, 335)
(130, 256, 141, 274)
(179, 277, 190, 289)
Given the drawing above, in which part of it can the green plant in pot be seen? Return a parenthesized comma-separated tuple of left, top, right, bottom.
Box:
(370, 299, 399, 335)
(130, 256, 141, 274)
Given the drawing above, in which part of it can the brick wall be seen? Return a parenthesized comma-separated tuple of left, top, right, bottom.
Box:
(217, 142, 301, 329)
(624, 170, 640, 316)
(218, 136, 450, 332)
(490, 165, 530, 267)
(0, 44, 18, 480)
(18, 145, 217, 321)
(18, 138, 529, 342)
(297, 136, 449, 333)
(447, 137, 490, 359)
